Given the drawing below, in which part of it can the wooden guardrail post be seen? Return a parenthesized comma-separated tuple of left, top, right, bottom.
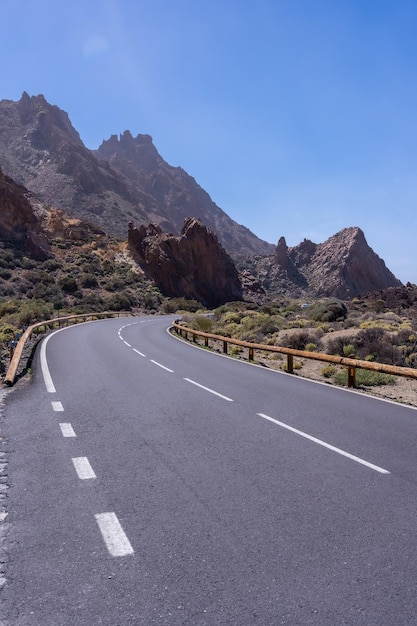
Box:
(249, 347, 254, 361)
(205, 336, 209, 347)
(287, 354, 294, 373)
(223, 340, 228, 354)
(347, 366, 356, 388)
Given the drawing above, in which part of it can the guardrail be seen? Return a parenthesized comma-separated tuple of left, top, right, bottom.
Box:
(172, 321, 417, 388)
(4, 311, 134, 387)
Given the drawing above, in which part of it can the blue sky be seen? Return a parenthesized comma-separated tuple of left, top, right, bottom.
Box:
(2, 0, 417, 283)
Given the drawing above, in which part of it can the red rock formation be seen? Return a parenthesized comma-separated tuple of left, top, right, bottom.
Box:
(0, 167, 51, 259)
(128, 217, 243, 307)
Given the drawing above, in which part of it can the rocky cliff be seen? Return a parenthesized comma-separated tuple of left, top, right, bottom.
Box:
(128, 217, 243, 307)
(0, 166, 51, 260)
(0, 93, 274, 256)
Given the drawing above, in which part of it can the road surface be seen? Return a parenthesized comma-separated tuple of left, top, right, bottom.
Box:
(1, 315, 417, 625)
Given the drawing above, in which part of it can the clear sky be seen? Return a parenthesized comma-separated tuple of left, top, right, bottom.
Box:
(2, 0, 417, 283)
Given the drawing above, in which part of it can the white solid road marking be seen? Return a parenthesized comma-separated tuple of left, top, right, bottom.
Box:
(133, 348, 146, 357)
(95, 512, 134, 557)
(150, 359, 174, 373)
(72, 457, 96, 480)
(59, 423, 76, 437)
(184, 378, 233, 402)
(51, 401, 64, 412)
(257, 413, 390, 474)
(40, 333, 56, 393)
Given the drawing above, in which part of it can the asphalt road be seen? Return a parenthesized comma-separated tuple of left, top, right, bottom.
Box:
(1, 315, 417, 625)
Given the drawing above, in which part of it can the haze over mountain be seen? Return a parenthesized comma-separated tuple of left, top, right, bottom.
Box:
(0, 93, 273, 256)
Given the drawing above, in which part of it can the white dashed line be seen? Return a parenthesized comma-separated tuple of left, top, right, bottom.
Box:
(150, 360, 174, 373)
(133, 348, 146, 357)
(123, 341, 131, 347)
(184, 378, 233, 402)
(95, 512, 134, 557)
(72, 457, 96, 480)
(257, 413, 390, 474)
(59, 423, 76, 437)
(51, 401, 64, 412)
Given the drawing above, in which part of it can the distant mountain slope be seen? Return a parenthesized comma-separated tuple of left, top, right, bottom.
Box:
(0, 93, 274, 256)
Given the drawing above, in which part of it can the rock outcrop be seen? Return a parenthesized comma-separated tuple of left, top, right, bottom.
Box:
(0, 166, 51, 260)
(271, 227, 401, 298)
(0, 93, 274, 256)
(128, 217, 243, 307)
(307, 227, 401, 297)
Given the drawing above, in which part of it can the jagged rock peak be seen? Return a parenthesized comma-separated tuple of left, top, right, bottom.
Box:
(270, 226, 401, 298)
(311, 226, 401, 297)
(98, 131, 161, 172)
(17, 91, 83, 148)
(274, 236, 288, 268)
(128, 217, 243, 307)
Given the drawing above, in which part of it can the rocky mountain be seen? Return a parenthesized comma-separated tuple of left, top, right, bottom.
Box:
(0, 93, 274, 256)
(128, 217, 242, 308)
(0, 93, 405, 304)
(0, 161, 405, 307)
(250, 227, 402, 300)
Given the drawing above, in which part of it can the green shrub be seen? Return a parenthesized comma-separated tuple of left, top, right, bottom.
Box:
(162, 298, 201, 313)
(194, 316, 213, 332)
(281, 330, 320, 351)
(322, 365, 337, 378)
(332, 368, 396, 387)
(80, 273, 99, 288)
(59, 276, 78, 294)
(0, 323, 18, 344)
(342, 344, 356, 357)
(309, 299, 347, 323)
(0, 300, 19, 317)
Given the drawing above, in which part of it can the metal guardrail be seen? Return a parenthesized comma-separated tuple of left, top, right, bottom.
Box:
(4, 311, 134, 386)
(172, 321, 417, 388)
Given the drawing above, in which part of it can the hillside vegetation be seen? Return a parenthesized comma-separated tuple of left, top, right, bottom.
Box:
(180, 292, 417, 397)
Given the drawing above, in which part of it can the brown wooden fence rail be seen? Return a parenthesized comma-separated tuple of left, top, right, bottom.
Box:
(172, 321, 417, 388)
(4, 311, 134, 387)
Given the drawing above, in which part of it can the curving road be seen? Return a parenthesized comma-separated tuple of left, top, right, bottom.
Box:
(2, 315, 417, 625)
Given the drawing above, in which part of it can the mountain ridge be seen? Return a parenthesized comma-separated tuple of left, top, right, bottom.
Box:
(0, 93, 274, 256)
(0, 93, 404, 300)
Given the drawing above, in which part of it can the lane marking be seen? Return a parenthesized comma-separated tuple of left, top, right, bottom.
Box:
(72, 457, 96, 480)
(257, 413, 390, 475)
(184, 378, 233, 402)
(59, 423, 76, 438)
(150, 359, 174, 373)
(95, 512, 134, 557)
(40, 333, 56, 393)
(51, 401, 64, 412)
(133, 348, 146, 357)
(123, 341, 131, 348)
